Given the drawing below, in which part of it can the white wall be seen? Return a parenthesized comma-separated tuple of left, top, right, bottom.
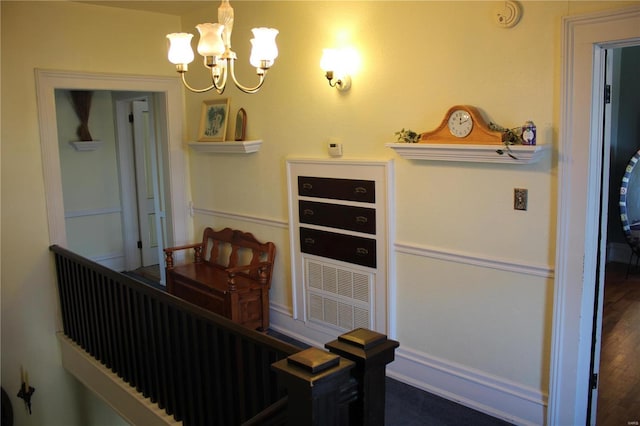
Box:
(56, 90, 126, 268)
(2, 1, 639, 425)
(182, 1, 638, 424)
(1, 2, 181, 425)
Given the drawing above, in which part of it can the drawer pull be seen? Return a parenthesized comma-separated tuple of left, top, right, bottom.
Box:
(302, 183, 313, 190)
(356, 247, 369, 256)
(303, 209, 315, 216)
(304, 237, 315, 245)
(354, 187, 367, 194)
(355, 216, 368, 224)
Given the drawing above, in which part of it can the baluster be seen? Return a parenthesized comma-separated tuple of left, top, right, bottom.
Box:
(99, 275, 113, 370)
(182, 314, 197, 426)
(172, 309, 185, 421)
(163, 303, 177, 417)
(134, 292, 148, 396)
(86, 270, 99, 358)
(69, 262, 82, 344)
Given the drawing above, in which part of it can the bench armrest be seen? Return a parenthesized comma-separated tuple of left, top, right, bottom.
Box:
(225, 262, 272, 285)
(164, 243, 204, 268)
(164, 243, 203, 253)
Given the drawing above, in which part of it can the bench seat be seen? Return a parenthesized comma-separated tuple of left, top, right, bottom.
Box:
(164, 227, 276, 330)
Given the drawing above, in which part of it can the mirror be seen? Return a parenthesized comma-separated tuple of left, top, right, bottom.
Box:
(620, 148, 640, 265)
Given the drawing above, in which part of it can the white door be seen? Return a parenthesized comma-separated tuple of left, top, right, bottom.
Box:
(132, 100, 165, 268)
(115, 95, 167, 285)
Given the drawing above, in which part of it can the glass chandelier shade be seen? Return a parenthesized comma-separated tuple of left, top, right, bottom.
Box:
(166, 33, 195, 65)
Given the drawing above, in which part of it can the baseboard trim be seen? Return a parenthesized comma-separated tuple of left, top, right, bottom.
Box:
(607, 241, 633, 264)
(388, 346, 547, 426)
(90, 252, 125, 271)
(269, 307, 546, 426)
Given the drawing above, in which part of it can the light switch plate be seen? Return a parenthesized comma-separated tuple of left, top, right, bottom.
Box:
(514, 188, 528, 210)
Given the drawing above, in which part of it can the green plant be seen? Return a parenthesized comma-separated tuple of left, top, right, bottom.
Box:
(489, 122, 522, 159)
(395, 128, 421, 143)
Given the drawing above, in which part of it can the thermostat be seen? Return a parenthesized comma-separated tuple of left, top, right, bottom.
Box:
(328, 142, 343, 157)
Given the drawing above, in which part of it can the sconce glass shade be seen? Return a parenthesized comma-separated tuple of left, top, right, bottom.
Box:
(320, 48, 352, 91)
(167, 33, 195, 64)
(249, 27, 279, 68)
(320, 48, 338, 72)
(196, 23, 226, 57)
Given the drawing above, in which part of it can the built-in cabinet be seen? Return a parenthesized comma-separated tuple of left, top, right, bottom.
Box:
(287, 159, 394, 336)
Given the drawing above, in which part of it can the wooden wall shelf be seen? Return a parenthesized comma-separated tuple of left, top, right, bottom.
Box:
(188, 140, 262, 154)
(69, 140, 103, 151)
(385, 142, 549, 164)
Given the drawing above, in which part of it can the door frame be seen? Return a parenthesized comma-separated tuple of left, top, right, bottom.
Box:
(35, 70, 192, 260)
(549, 6, 640, 425)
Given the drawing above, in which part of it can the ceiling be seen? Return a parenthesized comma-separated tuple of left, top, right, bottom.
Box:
(76, 1, 212, 16)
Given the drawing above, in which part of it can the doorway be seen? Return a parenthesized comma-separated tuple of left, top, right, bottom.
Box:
(55, 90, 168, 284)
(596, 45, 640, 426)
(36, 70, 191, 294)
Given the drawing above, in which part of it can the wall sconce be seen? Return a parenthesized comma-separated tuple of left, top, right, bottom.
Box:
(320, 48, 352, 91)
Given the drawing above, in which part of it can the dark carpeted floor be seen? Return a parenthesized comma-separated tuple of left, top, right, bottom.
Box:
(266, 330, 512, 426)
(384, 377, 512, 425)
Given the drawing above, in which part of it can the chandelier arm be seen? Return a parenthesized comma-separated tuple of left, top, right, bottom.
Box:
(210, 61, 229, 94)
(228, 58, 267, 94)
(179, 72, 222, 94)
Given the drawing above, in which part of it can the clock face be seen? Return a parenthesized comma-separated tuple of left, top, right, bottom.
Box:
(448, 109, 473, 138)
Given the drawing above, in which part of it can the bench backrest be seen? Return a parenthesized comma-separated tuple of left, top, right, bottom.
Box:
(201, 227, 276, 283)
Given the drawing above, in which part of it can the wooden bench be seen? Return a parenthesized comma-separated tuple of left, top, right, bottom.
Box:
(164, 227, 276, 330)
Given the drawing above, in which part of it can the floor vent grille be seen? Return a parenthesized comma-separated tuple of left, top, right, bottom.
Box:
(306, 258, 372, 331)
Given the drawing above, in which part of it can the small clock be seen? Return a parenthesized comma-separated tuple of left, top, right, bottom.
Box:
(448, 109, 473, 138)
(419, 105, 502, 145)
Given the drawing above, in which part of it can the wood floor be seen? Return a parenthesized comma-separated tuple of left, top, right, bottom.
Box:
(596, 261, 640, 426)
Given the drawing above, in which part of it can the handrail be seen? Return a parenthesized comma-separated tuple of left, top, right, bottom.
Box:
(51, 245, 300, 426)
(241, 395, 288, 426)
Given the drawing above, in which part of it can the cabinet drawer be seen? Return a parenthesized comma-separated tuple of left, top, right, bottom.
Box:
(298, 176, 375, 203)
(299, 200, 376, 234)
(300, 227, 376, 268)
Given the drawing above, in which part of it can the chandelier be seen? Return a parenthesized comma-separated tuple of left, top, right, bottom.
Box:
(166, 0, 279, 94)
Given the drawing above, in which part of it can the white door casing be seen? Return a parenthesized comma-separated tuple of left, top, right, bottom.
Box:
(549, 7, 640, 425)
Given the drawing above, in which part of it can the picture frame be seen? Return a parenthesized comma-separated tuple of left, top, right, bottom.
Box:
(198, 98, 230, 142)
(234, 108, 247, 141)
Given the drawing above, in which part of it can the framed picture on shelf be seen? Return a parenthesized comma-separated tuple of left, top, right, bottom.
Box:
(198, 98, 230, 142)
(234, 108, 247, 141)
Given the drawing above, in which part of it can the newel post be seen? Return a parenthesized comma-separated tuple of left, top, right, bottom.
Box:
(272, 347, 357, 426)
(325, 328, 399, 426)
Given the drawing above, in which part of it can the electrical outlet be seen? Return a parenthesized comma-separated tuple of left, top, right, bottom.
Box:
(514, 188, 528, 211)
